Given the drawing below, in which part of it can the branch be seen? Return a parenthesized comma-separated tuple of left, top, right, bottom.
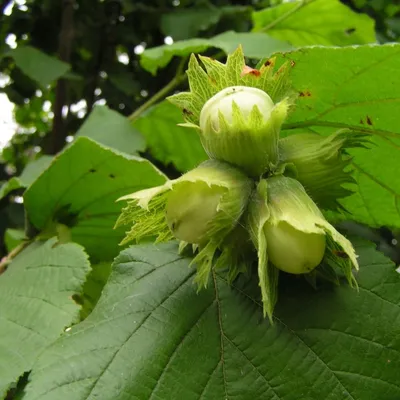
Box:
(47, 0, 75, 154)
(0, 240, 31, 275)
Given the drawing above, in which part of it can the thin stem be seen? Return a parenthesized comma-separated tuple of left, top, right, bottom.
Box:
(128, 57, 188, 122)
(0, 240, 31, 274)
(258, 0, 312, 32)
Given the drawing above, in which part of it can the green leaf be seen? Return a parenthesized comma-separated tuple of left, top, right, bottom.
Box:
(212, 31, 293, 58)
(23, 240, 400, 400)
(8, 46, 71, 88)
(141, 38, 210, 75)
(160, 6, 250, 40)
(24, 137, 166, 261)
(75, 106, 145, 154)
(0, 238, 90, 398)
(80, 262, 112, 320)
(276, 44, 400, 229)
(161, 9, 223, 41)
(141, 31, 292, 75)
(252, 0, 376, 46)
(0, 155, 53, 200)
(133, 101, 207, 172)
(4, 228, 26, 252)
(0, 178, 24, 200)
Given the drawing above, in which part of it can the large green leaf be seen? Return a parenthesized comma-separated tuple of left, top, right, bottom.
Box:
(252, 0, 376, 46)
(0, 155, 53, 200)
(75, 106, 145, 155)
(141, 31, 292, 75)
(23, 137, 166, 262)
(273, 44, 400, 229)
(24, 241, 400, 400)
(0, 238, 90, 398)
(133, 101, 207, 172)
(7, 46, 71, 88)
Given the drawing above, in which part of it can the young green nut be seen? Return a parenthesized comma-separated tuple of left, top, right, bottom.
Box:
(199, 86, 288, 177)
(165, 159, 253, 245)
(166, 182, 224, 244)
(199, 86, 274, 132)
(264, 222, 326, 274)
(264, 176, 328, 274)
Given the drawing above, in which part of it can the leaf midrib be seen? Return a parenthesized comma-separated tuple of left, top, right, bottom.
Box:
(221, 276, 357, 400)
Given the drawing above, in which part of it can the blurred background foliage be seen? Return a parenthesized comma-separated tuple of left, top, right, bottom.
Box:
(0, 0, 399, 264)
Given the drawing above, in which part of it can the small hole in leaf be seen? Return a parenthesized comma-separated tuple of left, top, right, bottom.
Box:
(71, 294, 83, 305)
(345, 27, 356, 35)
(109, 174, 115, 179)
(299, 90, 311, 97)
(89, 168, 96, 173)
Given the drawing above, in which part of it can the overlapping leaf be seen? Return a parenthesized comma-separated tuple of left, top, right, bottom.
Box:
(0, 238, 90, 398)
(272, 44, 400, 228)
(4, 228, 25, 251)
(0, 155, 53, 200)
(133, 101, 207, 172)
(79, 262, 112, 320)
(141, 31, 292, 75)
(252, 0, 376, 46)
(160, 7, 250, 40)
(75, 106, 145, 155)
(23, 137, 166, 261)
(24, 241, 400, 400)
(6, 46, 70, 88)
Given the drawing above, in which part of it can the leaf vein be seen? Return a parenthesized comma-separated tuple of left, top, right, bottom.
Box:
(212, 270, 229, 400)
(358, 286, 400, 308)
(0, 315, 49, 340)
(83, 272, 194, 399)
(334, 370, 400, 392)
(353, 163, 400, 199)
(301, 328, 400, 357)
(223, 277, 356, 400)
(223, 335, 282, 400)
(198, 360, 222, 400)
(148, 298, 216, 399)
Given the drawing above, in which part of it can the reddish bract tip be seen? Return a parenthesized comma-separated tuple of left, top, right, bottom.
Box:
(241, 65, 261, 77)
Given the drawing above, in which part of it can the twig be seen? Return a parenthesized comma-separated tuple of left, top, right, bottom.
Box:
(0, 241, 31, 275)
(48, 0, 75, 154)
(128, 57, 188, 122)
